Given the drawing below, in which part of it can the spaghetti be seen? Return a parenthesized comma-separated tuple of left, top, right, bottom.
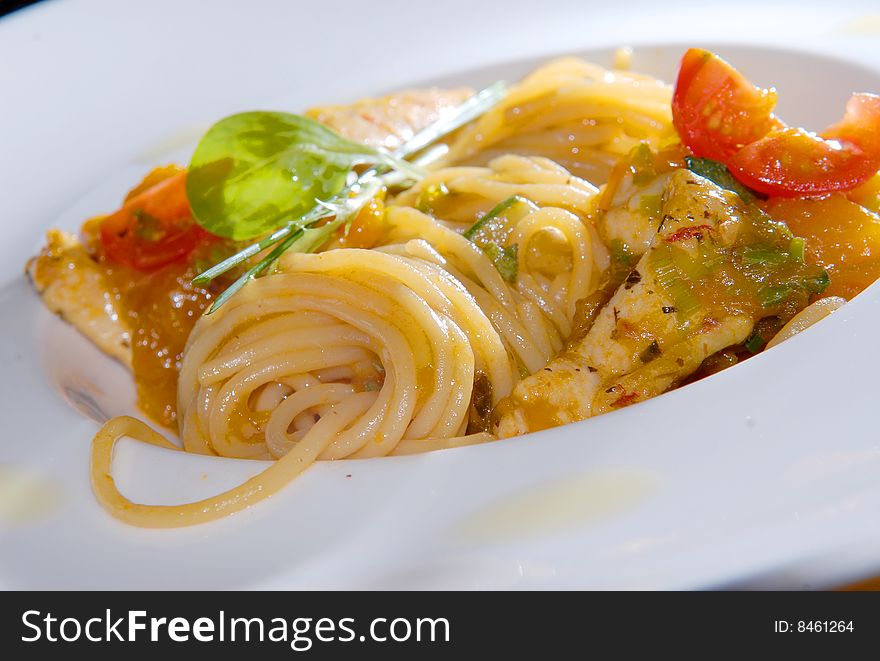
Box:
(76, 53, 874, 528)
(92, 151, 609, 525)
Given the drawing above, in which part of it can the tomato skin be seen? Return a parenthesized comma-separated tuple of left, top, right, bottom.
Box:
(822, 93, 880, 152)
(727, 95, 880, 197)
(673, 48, 880, 196)
(672, 48, 779, 162)
(727, 128, 876, 197)
(100, 169, 211, 271)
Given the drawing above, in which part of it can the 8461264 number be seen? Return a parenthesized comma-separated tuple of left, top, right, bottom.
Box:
(774, 621, 854, 633)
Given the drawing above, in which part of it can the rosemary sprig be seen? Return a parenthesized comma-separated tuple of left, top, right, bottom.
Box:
(193, 81, 507, 314)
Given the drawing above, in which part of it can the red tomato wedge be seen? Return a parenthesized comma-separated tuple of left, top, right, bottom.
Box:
(728, 94, 880, 197)
(672, 48, 779, 161)
(823, 92, 880, 149)
(100, 168, 211, 271)
(672, 48, 880, 197)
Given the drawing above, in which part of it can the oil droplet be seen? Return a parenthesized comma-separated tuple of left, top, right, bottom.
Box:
(0, 464, 60, 525)
(453, 470, 658, 543)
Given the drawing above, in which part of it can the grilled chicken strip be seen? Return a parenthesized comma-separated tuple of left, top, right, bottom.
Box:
(494, 170, 771, 437)
(27, 229, 133, 366)
(306, 88, 472, 151)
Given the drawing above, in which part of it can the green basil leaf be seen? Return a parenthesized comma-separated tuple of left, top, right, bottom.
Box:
(187, 111, 387, 240)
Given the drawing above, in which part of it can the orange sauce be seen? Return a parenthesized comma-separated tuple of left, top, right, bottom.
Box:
(84, 219, 230, 427)
(514, 397, 569, 432)
(337, 197, 385, 249)
(848, 173, 880, 215)
(117, 259, 217, 427)
(764, 194, 880, 300)
(80, 163, 238, 429)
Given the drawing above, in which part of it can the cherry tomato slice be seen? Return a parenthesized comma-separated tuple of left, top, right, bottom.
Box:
(822, 92, 880, 153)
(727, 94, 880, 197)
(100, 169, 210, 271)
(672, 48, 779, 162)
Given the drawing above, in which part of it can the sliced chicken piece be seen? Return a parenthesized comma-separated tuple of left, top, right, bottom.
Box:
(494, 170, 759, 437)
(566, 165, 677, 343)
(306, 87, 473, 150)
(599, 172, 671, 257)
(26, 229, 132, 366)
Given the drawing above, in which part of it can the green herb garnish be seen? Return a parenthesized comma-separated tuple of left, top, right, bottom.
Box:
(416, 182, 450, 214)
(638, 193, 662, 215)
(463, 195, 537, 241)
(464, 195, 537, 282)
(758, 284, 791, 308)
(789, 237, 806, 263)
(187, 112, 417, 241)
(188, 82, 508, 313)
(743, 332, 766, 353)
(610, 238, 634, 267)
(132, 209, 166, 242)
(742, 245, 792, 266)
(648, 244, 701, 322)
(685, 156, 763, 204)
(630, 143, 657, 186)
(802, 270, 830, 294)
(484, 243, 519, 282)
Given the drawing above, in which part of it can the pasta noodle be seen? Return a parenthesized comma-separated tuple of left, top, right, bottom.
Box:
(765, 296, 847, 350)
(442, 58, 675, 184)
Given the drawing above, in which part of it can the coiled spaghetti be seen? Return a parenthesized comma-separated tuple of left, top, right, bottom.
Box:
(91, 58, 675, 527)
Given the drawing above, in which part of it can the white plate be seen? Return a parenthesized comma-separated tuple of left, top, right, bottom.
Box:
(2, 0, 880, 589)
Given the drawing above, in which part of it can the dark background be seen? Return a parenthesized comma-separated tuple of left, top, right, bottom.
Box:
(2, 0, 43, 19)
